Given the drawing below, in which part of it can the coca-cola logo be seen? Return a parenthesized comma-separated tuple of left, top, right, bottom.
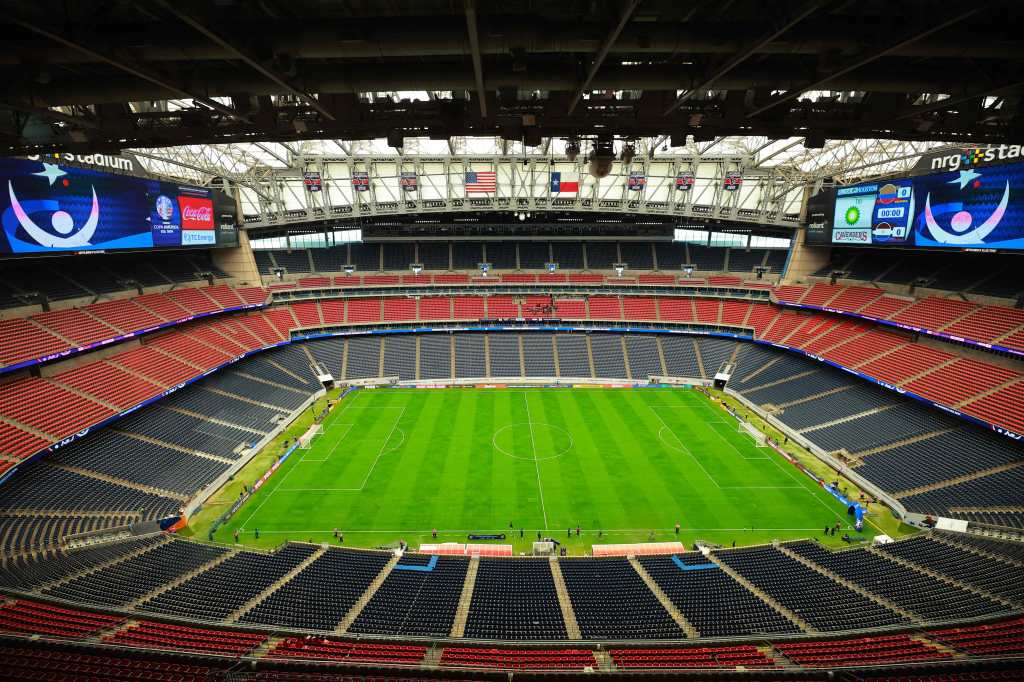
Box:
(183, 205, 212, 221)
(177, 196, 214, 229)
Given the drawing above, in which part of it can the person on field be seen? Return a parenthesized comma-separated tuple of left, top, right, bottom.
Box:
(675, 522, 680, 535)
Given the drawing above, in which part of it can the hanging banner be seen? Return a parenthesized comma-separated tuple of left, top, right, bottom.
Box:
(627, 171, 646, 191)
(303, 171, 322, 192)
(352, 171, 370, 192)
(723, 171, 743, 192)
(400, 171, 417, 192)
(675, 171, 695, 191)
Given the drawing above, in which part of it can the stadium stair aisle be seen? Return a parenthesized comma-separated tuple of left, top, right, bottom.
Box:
(797, 404, 896, 434)
(771, 385, 851, 413)
(110, 429, 231, 465)
(45, 463, 188, 502)
(775, 544, 920, 623)
(37, 535, 172, 593)
(893, 461, 1024, 498)
(336, 553, 400, 634)
(849, 428, 957, 463)
(548, 557, 582, 640)
(930, 534, 1024, 568)
(709, 552, 814, 633)
(229, 545, 327, 623)
(449, 555, 479, 638)
(163, 405, 265, 437)
(628, 556, 699, 638)
(126, 547, 240, 609)
(866, 546, 1020, 611)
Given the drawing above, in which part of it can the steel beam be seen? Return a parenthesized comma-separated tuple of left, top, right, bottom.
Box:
(663, 0, 823, 115)
(464, 0, 488, 118)
(8, 16, 251, 123)
(568, 0, 641, 115)
(746, 7, 984, 118)
(151, 0, 335, 121)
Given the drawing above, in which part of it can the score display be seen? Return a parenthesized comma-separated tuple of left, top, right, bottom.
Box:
(817, 157, 1024, 251)
(832, 180, 914, 246)
(0, 156, 237, 255)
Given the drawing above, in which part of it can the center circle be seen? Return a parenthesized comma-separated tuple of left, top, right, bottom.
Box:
(492, 422, 573, 461)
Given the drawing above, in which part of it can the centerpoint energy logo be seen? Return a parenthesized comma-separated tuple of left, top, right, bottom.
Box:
(929, 144, 1023, 171)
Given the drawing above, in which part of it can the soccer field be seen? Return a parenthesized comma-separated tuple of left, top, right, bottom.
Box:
(219, 387, 874, 552)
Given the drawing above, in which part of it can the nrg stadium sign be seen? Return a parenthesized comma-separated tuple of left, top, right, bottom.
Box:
(919, 143, 1024, 173)
(24, 151, 142, 175)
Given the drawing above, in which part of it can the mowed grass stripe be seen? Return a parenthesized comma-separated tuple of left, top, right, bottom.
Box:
(222, 388, 864, 549)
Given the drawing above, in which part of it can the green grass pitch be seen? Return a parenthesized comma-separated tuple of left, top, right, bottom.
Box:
(218, 387, 877, 552)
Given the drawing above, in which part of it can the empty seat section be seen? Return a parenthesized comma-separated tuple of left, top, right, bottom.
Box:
(625, 335, 663, 379)
(660, 336, 701, 377)
(139, 544, 317, 621)
(381, 335, 416, 380)
(590, 334, 627, 378)
(420, 296, 451, 320)
(303, 337, 345, 378)
(588, 296, 621, 319)
(344, 336, 381, 379)
(522, 333, 556, 377)
(453, 296, 485, 319)
(346, 298, 381, 323)
(454, 333, 487, 378)
(619, 242, 654, 269)
(350, 243, 380, 271)
(638, 554, 798, 637)
(487, 296, 517, 317)
(45, 539, 228, 608)
(560, 557, 682, 639)
(0, 377, 113, 440)
(556, 335, 591, 378)
(382, 297, 416, 321)
(349, 554, 468, 636)
(488, 334, 522, 378)
(465, 558, 568, 640)
(241, 548, 391, 630)
(419, 334, 452, 380)
(585, 242, 617, 269)
(712, 546, 906, 632)
(551, 241, 584, 269)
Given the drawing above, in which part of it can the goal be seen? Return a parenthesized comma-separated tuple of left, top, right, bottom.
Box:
(737, 420, 768, 447)
(298, 424, 323, 449)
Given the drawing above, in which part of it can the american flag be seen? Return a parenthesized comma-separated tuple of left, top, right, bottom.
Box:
(465, 170, 497, 193)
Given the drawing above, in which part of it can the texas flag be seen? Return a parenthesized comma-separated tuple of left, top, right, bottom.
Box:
(550, 171, 579, 194)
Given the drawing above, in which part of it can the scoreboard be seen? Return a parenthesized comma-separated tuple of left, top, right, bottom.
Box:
(808, 157, 1024, 252)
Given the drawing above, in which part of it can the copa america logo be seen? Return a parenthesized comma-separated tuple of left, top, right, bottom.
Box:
(154, 195, 174, 221)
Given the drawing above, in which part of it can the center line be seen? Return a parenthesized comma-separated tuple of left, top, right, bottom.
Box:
(524, 392, 548, 530)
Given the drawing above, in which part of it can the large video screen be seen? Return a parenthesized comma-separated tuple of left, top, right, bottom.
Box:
(824, 158, 1024, 251)
(0, 157, 237, 255)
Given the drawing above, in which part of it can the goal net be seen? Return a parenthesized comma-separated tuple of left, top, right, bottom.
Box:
(737, 420, 768, 448)
(298, 424, 323, 449)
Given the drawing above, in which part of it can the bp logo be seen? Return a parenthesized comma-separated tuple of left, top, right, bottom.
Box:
(843, 205, 861, 225)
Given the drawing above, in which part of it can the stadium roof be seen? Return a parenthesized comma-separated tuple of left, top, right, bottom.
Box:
(3, 0, 1020, 160)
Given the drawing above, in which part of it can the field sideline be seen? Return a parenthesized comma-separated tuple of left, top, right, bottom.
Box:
(210, 387, 890, 553)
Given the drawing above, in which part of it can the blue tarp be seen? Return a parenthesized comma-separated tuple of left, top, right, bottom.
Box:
(671, 555, 718, 571)
(393, 555, 438, 572)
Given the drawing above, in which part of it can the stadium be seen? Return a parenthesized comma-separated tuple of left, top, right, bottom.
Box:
(0, 1, 1023, 679)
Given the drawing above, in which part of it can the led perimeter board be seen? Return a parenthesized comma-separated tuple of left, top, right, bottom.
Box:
(0, 156, 237, 255)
